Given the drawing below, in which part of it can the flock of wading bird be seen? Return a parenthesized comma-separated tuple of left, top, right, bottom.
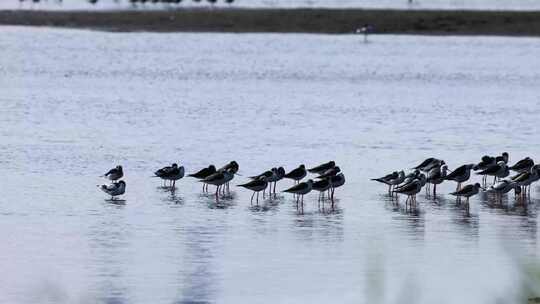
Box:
(372, 153, 540, 213)
(99, 161, 346, 207)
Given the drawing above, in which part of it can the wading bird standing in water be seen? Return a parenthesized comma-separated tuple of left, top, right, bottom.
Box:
(312, 179, 331, 202)
(450, 183, 482, 214)
(356, 24, 374, 43)
(218, 161, 239, 194)
(372, 171, 405, 195)
(444, 164, 475, 192)
(154, 163, 185, 188)
(201, 168, 235, 202)
(238, 177, 268, 204)
(284, 164, 307, 185)
(329, 173, 346, 204)
(188, 165, 216, 193)
(308, 161, 335, 175)
(283, 179, 313, 206)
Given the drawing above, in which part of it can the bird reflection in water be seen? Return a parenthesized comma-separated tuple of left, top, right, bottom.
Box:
(205, 191, 237, 209)
(248, 197, 283, 213)
(164, 189, 184, 205)
(174, 226, 220, 303)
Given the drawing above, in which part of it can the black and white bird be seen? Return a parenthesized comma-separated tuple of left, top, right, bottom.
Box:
(99, 180, 126, 200)
(312, 178, 331, 202)
(218, 161, 239, 193)
(250, 168, 278, 196)
(394, 179, 422, 208)
(474, 155, 496, 171)
(249, 168, 275, 181)
(188, 165, 217, 192)
(283, 179, 313, 204)
(265, 167, 286, 197)
(154, 163, 185, 188)
(316, 166, 341, 179)
(270, 166, 286, 196)
(395, 172, 426, 191)
(486, 179, 520, 203)
(450, 183, 482, 213)
(427, 165, 447, 196)
(284, 165, 307, 184)
(329, 173, 346, 202)
(510, 164, 540, 197)
(444, 164, 475, 192)
(495, 152, 510, 164)
(414, 158, 444, 172)
(201, 169, 235, 202)
(509, 157, 534, 173)
(103, 165, 123, 182)
(238, 177, 268, 204)
(308, 161, 335, 175)
(372, 171, 405, 194)
(218, 161, 239, 174)
(476, 161, 509, 184)
(399, 170, 421, 187)
(474, 155, 497, 186)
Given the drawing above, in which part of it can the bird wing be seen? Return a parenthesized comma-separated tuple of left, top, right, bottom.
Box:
(285, 167, 301, 178)
(204, 172, 224, 182)
(371, 178, 391, 185)
(308, 162, 332, 173)
(239, 179, 266, 188)
(414, 158, 433, 169)
(313, 179, 330, 190)
(189, 167, 209, 178)
(446, 165, 466, 179)
(395, 181, 418, 193)
(284, 182, 307, 193)
(452, 184, 473, 196)
(513, 172, 530, 183)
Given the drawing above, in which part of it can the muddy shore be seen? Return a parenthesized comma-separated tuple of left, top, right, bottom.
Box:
(1, 8, 540, 36)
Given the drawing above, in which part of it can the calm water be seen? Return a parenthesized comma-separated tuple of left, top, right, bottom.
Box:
(6, 0, 540, 11)
(1, 27, 540, 303)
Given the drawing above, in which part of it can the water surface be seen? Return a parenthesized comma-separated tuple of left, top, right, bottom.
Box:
(1, 27, 540, 303)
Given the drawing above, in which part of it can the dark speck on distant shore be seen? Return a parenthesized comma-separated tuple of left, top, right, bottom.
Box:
(1, 8, 540, 36)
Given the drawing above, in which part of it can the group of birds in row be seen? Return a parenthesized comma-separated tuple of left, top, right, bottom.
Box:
(99, 161, 346, 205)
(372, 153, 540, 213)
(18, 0, 234, 5)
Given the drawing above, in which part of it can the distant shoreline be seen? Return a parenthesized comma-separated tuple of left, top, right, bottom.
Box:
(1, 8, 540, 36)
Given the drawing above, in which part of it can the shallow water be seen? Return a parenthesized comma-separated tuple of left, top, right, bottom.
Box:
(6, 0, 540, 11)
(1, 27, 540, 303)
